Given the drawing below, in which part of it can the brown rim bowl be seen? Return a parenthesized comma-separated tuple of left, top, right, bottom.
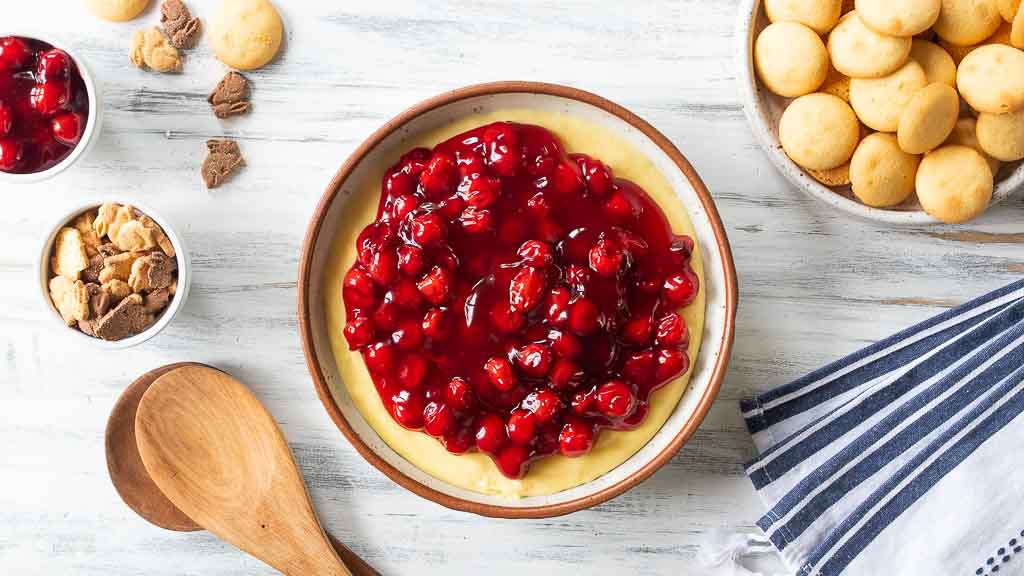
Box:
(298, 81, 738, 518)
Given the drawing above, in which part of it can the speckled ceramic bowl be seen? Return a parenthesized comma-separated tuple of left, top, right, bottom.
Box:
(299, 82, 738, 518)
(736, 0, 1023, 225)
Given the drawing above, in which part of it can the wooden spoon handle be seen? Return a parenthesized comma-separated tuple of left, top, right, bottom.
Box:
(328, 533, 381, 576)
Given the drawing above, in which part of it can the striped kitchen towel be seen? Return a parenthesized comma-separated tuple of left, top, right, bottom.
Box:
(740, 278, 1024, 576)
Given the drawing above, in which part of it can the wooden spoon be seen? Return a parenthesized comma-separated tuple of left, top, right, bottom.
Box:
(134, 365, 351, 576)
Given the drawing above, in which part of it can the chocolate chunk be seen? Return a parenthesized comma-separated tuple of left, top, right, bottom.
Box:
(94, 294, 156, 341)
(85, 283, 112, 318)
(161, 0, 202, 49)
(208, 71, 251, 118)
(146, 252, 177, 290)
(97, 243, 121, 258)
(78, 318, 97, 337)
(81, 253, 105, 283)
(202, 138, 245, 189)
(143, 288, 171, 313)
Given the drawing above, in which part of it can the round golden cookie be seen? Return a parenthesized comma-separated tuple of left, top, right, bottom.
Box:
(850, 133, 921, 207)
(909, 40, 957, 85)
(820, 66, 852, 101)
(934, 0, 1002, 46)
(829, 12, 913, 78)
(977, 109, 1024, 160)
(779, 93, 861, 170)
(755, 22, 830, 97)
(849, 60, 928, 131)
(957, 44, 1024, 113)
(998, 0, 1022, 21)
(897, 83, 960, 153)
(209, 0, 284, 70)
(808, 162, 853, 186)
(765, 0, 844, 34)
(855, 0, 941, 36)
(916, 145, 994, 223)
(946, 117, 1002, 175)
(86, 0, 150, 21)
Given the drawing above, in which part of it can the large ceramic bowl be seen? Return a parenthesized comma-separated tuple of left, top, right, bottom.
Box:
(298, 81, 737, 518)
(736, 0, 1023, 225)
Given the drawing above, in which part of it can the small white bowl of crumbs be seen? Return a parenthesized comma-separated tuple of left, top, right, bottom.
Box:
(37, 200, 191, 349)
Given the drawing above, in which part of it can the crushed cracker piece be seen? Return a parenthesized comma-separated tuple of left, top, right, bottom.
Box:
(53, 227, 89, 280)
(131, 27, 182, 73)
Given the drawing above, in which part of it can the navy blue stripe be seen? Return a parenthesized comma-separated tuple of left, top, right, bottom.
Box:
(748, 300, 1024, 489)
(765, 330, 1024, 545)
(751, 280, 1024, 407)
(746, 303, 1011, 435)
(815, 377, 1024, 576)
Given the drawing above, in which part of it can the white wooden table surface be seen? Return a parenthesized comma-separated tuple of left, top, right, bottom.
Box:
(2, 2, 1021, 575)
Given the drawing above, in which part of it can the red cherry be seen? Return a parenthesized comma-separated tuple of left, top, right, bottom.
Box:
(489, 302, 524, 334)
(663, 269, 699, 308)
(36, 49, 70, 82)
(397, 245, 424, 276)
(437, 194, 466, 220)
(456, 147, 485, 177)
(475, 413, 508, 454)
(50, 112, 83, 146)
(0, 101, 12, 136)
(0, 139, 22, 171)
(588, 238, 625, 276)
(508, 265, 545, 313)
(568, 297, 600, 335)
(416, 265, 451, 305)
(596, 380, 637, 418)
(517, 240, 553, 267)
(551, 160, 584, 195)
(558, 419, 595, 457)
(545, 287, 571, 326)
(605, 191, 635, 220)
(483, 122, 521, 177)
(654, 348, 689, 382)
(526, 192, 551, 216)
(548, 359, 582, 391)
(656, 312, 689, 348)
(522, 389, 562, 424)
(343, 267, 378, 309)
(29, 81, 70, 115)
(362, 341, 395, 375)
(464, 175, 501, 208)
(0, 37, 32, 70)
(565, 263, 593, 293)
(494, 443, 531, 478)
(444, 377, 475, 412)
(571, 388, 597, 416)
(549, 329, 581, 359)
(388, 278, 422, 309)
(343, 316, 374, 350)
(506, 409, 536, 445)
(392, 318, 424, 350)
(444, 427, 475, 454)
(423, 401, 455, 437)
(421, 307, 448, 339)
(420, 151, 457, 197)
(396, 354, 429, 390)
(372, 301, 399, 332)
(410, 212, 447, 247)
(516, 343, 553, 378)
(620, 315, 653, 346)
(622, 350, 656, 386)
(365, 248, 398, 286)
(457, 206, 494, 233)
(484, 356, 517, 392)
(389, 194, 419, 222)
(391, 389, 426, 429)
(575, 155, 613, 197)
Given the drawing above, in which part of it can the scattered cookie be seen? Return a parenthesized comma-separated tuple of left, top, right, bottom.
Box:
(916, 145, 993, 223)
(160, 0, 202, 49)
(946, 117, 1002, 175)
(779, 93, 861, 170)
(956, 44, 1024, 113)
(87, 0, 150, 21)
(849, 60, 928, 131)
(130, 26, 182, 73)
(755, 22, 830, 97)
(856, 0, 941, 37)
(209, 0, 284, 70)
(828, 11, 912, 78)
(976, 108, 1024, 160)
(909, 39, 957, 86)
(850, 133, 921, 207)
(934, 0, 1003, 46)
(208, 71, 252, 118)
(48, 204, 178, 340)
(202, 138, 245, 188)
(897, 83, 960, 154)
(765, 0, 843, 34)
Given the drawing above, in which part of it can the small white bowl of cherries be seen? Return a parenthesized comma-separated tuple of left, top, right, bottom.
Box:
(0, 33, 101, 183)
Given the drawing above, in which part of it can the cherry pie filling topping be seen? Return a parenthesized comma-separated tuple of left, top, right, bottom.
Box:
(0, 36, 89, 174)
(342, 122, 700, 479)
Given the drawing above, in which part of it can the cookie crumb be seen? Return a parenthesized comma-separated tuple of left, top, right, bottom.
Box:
(208, 71, 251, 118)
(202, 138, 245, 188)
(161, 0, 202, 49)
